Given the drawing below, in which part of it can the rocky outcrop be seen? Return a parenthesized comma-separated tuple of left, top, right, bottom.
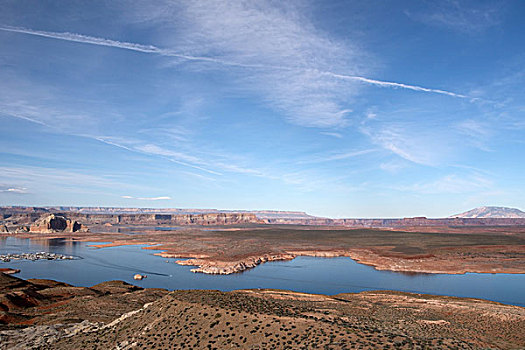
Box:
(0, 273, 167, 331)
(29, 214, 86, 233)
(176, 251, 350, 275)
(14, 226, 29, 233)
(177, 253, 296, 274)
(30, 214, 67, 233)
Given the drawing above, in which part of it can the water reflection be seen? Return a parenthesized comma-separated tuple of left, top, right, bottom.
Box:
(0, 237, 83, 255)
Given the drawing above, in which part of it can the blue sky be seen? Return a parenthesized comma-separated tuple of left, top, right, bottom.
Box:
(0, 0, 524, 218)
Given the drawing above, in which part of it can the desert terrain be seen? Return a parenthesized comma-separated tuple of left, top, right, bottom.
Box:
(2, 207, 525, 275)
(1, 208, 525, 349)
(1, 273, 523, 349)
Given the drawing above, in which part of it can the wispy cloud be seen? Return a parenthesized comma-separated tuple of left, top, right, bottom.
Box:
(406, 0, 503, 34)
(94, 136, 281, 180)
(1, 19, 470, 127)
(455, 119, 492, 151)
(396, 173, 493, 194)
(2, 109, 306, 185)
(121, 195, 171, 201)
(320, 132, 343, 138)
(298, 149, 376, 164)
(0, 106, 379, 194)
(1, 110, 224, 176)
(379, 160, 409, 174)
(361, 125, 427, 165)
(0, 78, 99, 133)
(361, 122, 457, 166)
(0, 166, 129, 191)
(134, 144, 201, 164)
(96, 139, 278, 180)
(0, 186, 28, 194)
(133, 144, 222, 175)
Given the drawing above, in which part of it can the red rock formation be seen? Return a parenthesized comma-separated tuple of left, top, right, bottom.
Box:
(29, 214, 85, 233)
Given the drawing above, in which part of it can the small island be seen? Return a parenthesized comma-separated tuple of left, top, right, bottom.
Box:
(0, 252, 75, 263)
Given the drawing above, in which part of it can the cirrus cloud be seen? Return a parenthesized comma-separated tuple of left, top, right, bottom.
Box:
(121, 195, 171, 201)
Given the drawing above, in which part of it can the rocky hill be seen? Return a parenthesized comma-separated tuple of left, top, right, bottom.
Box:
(1, 274, 523, 349)
(450, 206, 525, 218)
(29, 214, 86, 233)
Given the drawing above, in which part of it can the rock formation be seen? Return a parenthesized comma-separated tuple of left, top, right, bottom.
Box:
(0, 225, 8, 233)
(14, 226, 29, 233)
(29, 214, 86, 233)
(3, 206, 525, 229)
(176, 254, 296, 274)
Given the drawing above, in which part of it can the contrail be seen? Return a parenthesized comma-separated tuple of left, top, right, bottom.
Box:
(323, 72, 468, 98)
(0, 25, 469, 98)
(0, 111, 48, 126)
(0, 26, 261, 69)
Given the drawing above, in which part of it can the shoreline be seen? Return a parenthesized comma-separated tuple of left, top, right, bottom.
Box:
(2, 264, 524, 308)
(3, 231, 525, 275)
(2, 237, 525, 309)
(3, 272, 524, 308)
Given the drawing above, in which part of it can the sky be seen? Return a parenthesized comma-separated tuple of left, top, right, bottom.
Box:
(0, 0, 524, 218)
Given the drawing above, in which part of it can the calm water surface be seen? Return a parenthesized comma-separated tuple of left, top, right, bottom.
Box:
(1, 237, 524, 306)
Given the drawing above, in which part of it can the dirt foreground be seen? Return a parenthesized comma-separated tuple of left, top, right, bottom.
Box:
(0, 273, 523, 349)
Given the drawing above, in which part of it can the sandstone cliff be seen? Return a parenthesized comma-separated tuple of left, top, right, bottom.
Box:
(29, 214, 86, 233)
(3, 206, 525, 230)
(1, 211, 261, 233)
(60, 212, 262, 226)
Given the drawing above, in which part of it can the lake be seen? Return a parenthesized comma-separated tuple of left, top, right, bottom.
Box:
(1, 237, 524, 306)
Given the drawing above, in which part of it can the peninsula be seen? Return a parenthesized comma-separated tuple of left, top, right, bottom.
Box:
(2, 206, 524, 276)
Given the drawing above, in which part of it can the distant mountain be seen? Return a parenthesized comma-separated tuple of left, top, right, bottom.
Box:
(450, 206, 525, 218)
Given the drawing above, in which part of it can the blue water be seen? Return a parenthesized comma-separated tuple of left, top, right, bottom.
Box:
(1, 237, 524, 306)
